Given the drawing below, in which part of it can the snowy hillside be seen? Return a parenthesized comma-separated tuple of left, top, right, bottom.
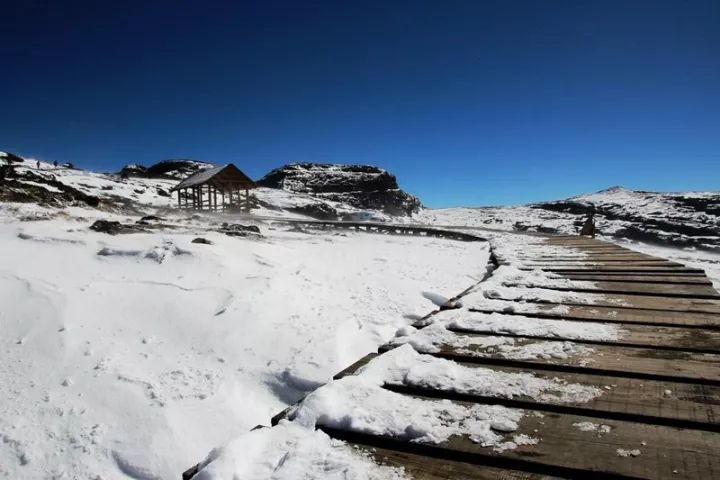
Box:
(416, 186, 720, 251)
(0, 154, 399, 221)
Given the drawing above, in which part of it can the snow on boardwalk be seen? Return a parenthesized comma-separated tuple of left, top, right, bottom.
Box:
(188, 233, 720, 480)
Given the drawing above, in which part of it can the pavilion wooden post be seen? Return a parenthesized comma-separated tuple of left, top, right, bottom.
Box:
(245, 188, 250, 212)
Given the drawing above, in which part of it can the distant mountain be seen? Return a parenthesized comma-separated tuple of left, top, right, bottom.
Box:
(257, 163, 422, 216)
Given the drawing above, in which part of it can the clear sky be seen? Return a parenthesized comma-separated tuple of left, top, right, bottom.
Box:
(2, 1, 718, 207)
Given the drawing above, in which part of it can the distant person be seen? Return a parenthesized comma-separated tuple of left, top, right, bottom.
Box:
(580, 213, 596, 238)
(36, 160, 40, 169)
(53, 160, 58, 168)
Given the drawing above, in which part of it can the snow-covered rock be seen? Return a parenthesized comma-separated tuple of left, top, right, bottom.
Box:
(119, 159, 215, 179)
(258, 163, 422, 216)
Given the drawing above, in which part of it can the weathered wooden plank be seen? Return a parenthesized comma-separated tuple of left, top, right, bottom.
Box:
(527, 266, 706, 273)
(357, 444, 562, 480)
(558, 274, 712, 285)
(418, 335, 720, 385)
(520, 257, 665, 264)
(493, 292, 720, 314)
(447, 317, 720, 353)
(518, 254, 662, 261)
(333, 353, 378, 379)
(324, 402, 720, 480)
(503, 281, 720, 299)
(469, 303, 720, 329)
(382, 362, 720, 431)
(520, 260, 683, 266)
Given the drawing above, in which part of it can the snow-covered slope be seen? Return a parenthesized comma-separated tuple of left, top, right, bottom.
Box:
(1, 154, 400, 221)
(416, 186, 720, 251)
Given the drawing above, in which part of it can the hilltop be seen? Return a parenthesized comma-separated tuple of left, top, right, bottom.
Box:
(415, 186, 720, 251)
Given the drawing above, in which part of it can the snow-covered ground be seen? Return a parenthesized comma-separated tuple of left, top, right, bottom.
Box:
(0, 202, 488, 479)
(2, 153, 718, 479)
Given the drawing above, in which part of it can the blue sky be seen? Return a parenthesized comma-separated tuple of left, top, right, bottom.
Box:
(2, 0, 718, 207)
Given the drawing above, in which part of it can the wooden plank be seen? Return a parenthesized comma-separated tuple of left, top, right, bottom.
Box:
(469, 303, 720, 329)
(520, 260, 683, 266)
(528, 266, 705, 273)
(518, 253, 661, 259)
(382, 362, 720, 431)
(415, 335, 720, 385)
(357, 444, 562, 480)
(494, 293, 720, 314)
(447, 317, 720, 353)
(503, 281, 720, 299)
(526, 251, 657, 256)
(519, 255, 663, 262)
(558, 274, 712, 285)
(324, 401, 720, 480)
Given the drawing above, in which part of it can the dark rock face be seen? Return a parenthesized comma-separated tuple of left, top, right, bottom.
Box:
(119, 159, 214, 179)
(257, 163, 422, 216)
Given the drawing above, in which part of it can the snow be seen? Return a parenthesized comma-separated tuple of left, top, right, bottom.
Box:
(391, 323, 595, 361)
(292, 372, 528, 448)
(573, 421, 612, 435)
(437, 310, 621, 341)
(196, 344, 605, 477)
(191, 422, 406, 480)
(0, 206, 488, 479)
(2, 152, 717, 478)
(358, 345, 603, 404)
(617, 239, 720, 290)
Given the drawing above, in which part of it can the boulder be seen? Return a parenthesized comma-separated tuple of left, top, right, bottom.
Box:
(89, 220, 146, 235)
(191, 237, 213, 245)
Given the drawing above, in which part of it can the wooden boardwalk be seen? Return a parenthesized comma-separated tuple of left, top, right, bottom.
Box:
(278, 235, 719, 480)
(184, 235, 720, 479)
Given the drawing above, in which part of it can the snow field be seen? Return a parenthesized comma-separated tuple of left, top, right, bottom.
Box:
(0, 211, 488, 479)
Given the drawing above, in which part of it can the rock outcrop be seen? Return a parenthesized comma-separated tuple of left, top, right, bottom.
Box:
(257, 163, 421, 216)
(119, 159, 214, 179)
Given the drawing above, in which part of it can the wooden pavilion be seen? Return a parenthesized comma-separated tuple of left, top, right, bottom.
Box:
(170, 164, 256, 211)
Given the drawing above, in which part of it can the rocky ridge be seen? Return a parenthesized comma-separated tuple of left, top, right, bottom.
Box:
(257, 163, 422, 216)
(119, 159, 214, 179)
